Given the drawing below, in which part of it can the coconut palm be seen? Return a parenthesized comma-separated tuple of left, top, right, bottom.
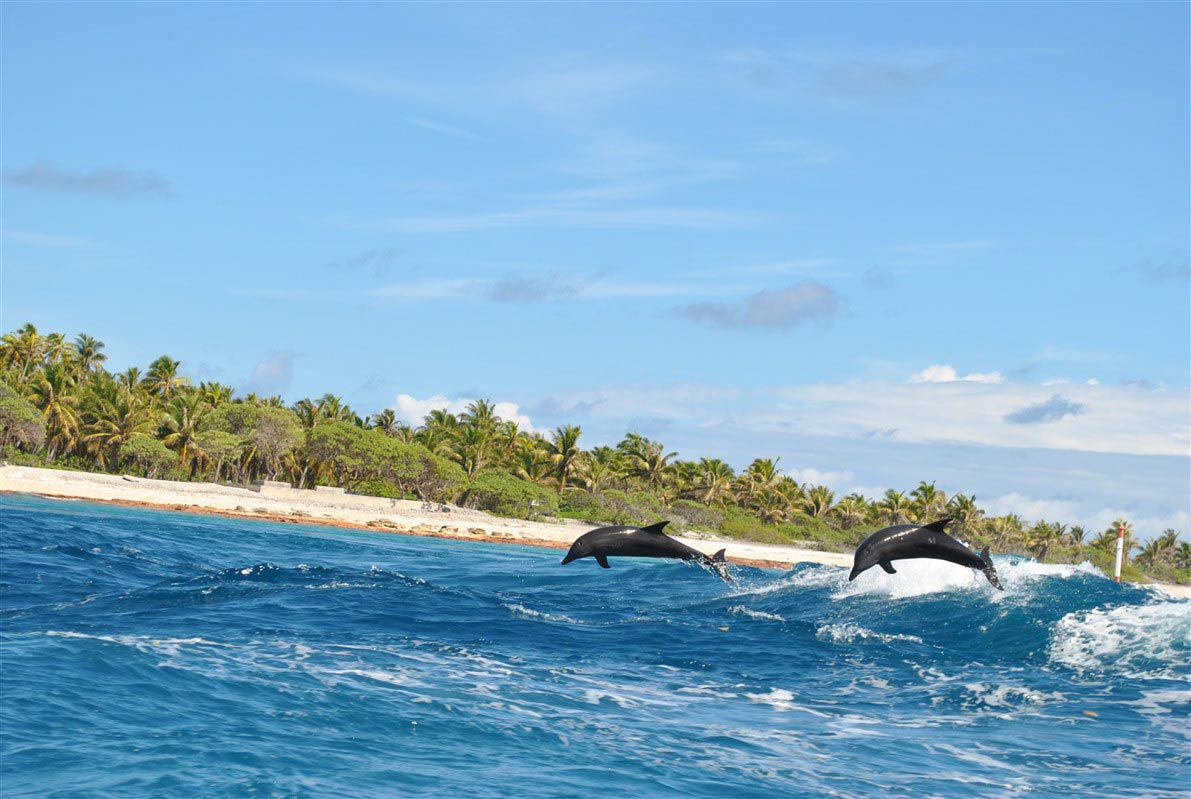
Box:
(1025, 520, 1064, 560)
(910, 481, 947, 522)
(877, 489, 911, 525)
(161, 392, 208, 472)
(692, 458, 736, 506)
(736, 457, 782, 506)
(800, 484, 836, 519)
(754, 488, 792, 524)
(73, 334, 107, 374)
(576, 446, 621, 493)
(370, 408, 400, 435)
(29, 363, 80, 462)
(1, 323, 45, 384)
(832, 494, 868, 530)
(946, 493, 985, 540)
(198, 381, 234, 408)
(82, 381, 155, 469)
(142, 356, 190, 400)
(545, 425, 582, 491)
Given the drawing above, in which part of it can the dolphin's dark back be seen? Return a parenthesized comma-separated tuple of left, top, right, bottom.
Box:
(851, 518, 1002, 589)
(561, 521, 732, 581)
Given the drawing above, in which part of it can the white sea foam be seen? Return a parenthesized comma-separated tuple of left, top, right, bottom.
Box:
(834, 556, 1103, 601)
(816, 623, 923, 645)
(962, 682, 1066, 710)
(728, 605, 785, 621)
(1048, 601, 1191, 679)
(744, 688, 832, 717)
(502, 603, 585, 624)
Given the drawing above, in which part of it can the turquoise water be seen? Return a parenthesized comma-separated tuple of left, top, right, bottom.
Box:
(2, 494, 1188, 798)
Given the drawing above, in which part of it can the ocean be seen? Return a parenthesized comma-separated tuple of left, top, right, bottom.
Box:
(1, 493, 1188, 798)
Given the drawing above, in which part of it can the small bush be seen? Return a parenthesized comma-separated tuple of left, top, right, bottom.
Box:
(464, 472, 558, 520)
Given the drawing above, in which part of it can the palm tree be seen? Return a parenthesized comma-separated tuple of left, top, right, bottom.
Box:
(1026, 520, 1064, 560)
(946, 493, 985, 540)
(198, 381, 234, 408)
(622, 436, 676, 491)
(545, 425, 582, 491)
(29, 363, 80, 462)
(82, 384, 155, 470)
(370, 408, 400, 435)
(736, 457, 782, 506)
(692, 458, 736, 506)
(116, 367, 143, 394)
(832, 494, 868, 530)
(1, 323, 45, 384)
(754, 488, 792, 524)
(800, 484, 836, 519)
(73, 334, 107, 374)
(161, 393, 207, 473)
(910, 481, 947, 522)
(576, 446, 621, 493)
(878, 489, 911, 525)
(418, 409, 460, 456)
(142, 356, 190, 400)
(460, 399, 500, 435)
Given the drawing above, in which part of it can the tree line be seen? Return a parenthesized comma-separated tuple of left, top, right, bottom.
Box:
(1, 323, 1187, 584)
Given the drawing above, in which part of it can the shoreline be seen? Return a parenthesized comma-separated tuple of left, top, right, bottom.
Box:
(3, 464, 1187, 598)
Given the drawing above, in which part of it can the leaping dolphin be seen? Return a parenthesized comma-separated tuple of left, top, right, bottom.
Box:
(561, 521, 732, 582)
(848, 518, 1003, 590)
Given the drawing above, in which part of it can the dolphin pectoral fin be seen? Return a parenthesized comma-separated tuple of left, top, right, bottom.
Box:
(879, 560, 897, 575)
(595, 554, 611, 569)
(638, 521, 670, 535)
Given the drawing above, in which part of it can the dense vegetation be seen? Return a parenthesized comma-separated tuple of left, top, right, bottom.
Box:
(2, 323, 1187, 584)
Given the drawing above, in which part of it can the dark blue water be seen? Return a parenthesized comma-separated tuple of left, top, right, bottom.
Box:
(2, 494, 1188, 798)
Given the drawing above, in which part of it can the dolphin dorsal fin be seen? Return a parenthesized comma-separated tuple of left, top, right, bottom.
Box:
(980, 545, 991, 563)
(638, 521, 670, 535)
(711, 548, 726, 562)
(919, 518, 953, 533)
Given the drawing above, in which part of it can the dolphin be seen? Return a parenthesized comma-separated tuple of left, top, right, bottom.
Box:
(848, 518, 1003, 590)
(561, 520, 732, 582)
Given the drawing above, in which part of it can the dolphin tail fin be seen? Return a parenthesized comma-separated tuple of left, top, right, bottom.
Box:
(708, 549, 732, 582)
(979, 546, 1003, 590)
(638, 521, 670, 535)
(919, 518, 953, 533)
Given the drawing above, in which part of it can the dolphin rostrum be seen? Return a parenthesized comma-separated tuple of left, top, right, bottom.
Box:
(848, 518, 1003, 590)
(561, 520, 732, 582)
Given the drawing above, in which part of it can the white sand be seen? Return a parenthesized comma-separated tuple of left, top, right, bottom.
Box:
(0, 464, 848, 569)
(3, 464, 1186, 599)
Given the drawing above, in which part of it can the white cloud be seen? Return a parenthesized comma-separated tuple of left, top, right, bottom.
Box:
(909, 364, 1004, 384)
(392, 393, 536, 432)
(786, 467, 855, 488)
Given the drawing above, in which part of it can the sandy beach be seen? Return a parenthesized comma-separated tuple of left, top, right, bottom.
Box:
(3, 464, 1187, 598)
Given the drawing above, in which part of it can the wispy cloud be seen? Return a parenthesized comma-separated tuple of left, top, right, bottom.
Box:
(1132, 255, 1190, 283)
(719, 47, 955, 100)
(357, 206, 753, 233)
(678, 282, 841, 329)
(239, 272, 738, 305)
(407, 117, 483, 141)
(328, 247, 401, 275)
(910, 364, 1004, 385)
(3, 161, 172, 198)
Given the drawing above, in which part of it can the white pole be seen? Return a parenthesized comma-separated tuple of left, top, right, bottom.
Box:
(1113, 522, 1125, 583)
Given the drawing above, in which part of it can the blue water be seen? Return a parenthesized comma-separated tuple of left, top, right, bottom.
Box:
(2, 495, 1188, 798)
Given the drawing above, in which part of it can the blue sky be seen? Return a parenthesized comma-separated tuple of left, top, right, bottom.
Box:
(3, 2, 1188, 537)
